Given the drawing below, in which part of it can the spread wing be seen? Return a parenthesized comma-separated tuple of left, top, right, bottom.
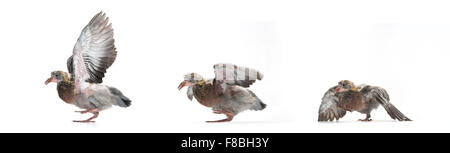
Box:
(68, 11, 117, 86)
(318, 86, 347, 121)
(213, 63, 263, 93)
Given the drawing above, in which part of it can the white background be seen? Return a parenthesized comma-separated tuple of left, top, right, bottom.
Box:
(0, 0, 449, 132)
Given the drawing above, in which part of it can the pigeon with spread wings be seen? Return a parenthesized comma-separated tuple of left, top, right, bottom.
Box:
(318, 80, 411, 122)
(178, 63, 266, 123)
(45, 12, 131, 123)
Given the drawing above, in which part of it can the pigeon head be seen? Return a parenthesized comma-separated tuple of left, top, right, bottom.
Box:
(178, 73, 205, 90)
(45, 71, 70, 85)
(334, 80, 357, 94)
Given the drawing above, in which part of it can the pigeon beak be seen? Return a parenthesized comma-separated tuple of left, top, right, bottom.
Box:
(178, 81, 187, 90)
(45, 77, 57, 85)
(178, 81, 194, 90)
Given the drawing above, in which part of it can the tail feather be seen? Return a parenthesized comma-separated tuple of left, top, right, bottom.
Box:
(250, 101, 266, 111)
(381, 103, 411, 121)
(248, 90, 266, 111)
(119, 95, 132, 107)
(373, 88, 411, 121)
(251, 101, 267, 111)
(108, 86, 132, 107)
(260, 102, 267, 110)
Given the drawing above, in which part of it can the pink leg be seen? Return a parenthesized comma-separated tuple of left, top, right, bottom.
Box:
(207, 111, 235, 123)
(73, 108, 100, 123)
(75, 108, 99, 114)
(75, 110, 89, 114)
(213, 110, 225, 114)
(358, 114, 372, 122)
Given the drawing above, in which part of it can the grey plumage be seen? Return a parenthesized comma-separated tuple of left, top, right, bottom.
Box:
(247, 90, 266, 111)
(212, 85, 266, 115)
(211, 63, 267, 114)
(72, 85, 131, 110)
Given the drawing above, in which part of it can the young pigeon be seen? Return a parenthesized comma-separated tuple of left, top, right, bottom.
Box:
(45, 12, 131, 123)
(318, 80, 411, 122)
(178, 63, 266, 123)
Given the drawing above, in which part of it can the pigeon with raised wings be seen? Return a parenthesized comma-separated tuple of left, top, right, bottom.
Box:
(45, 12, 131, 123)
(178, 63, 266, 123)
(318, 80, 411, 122)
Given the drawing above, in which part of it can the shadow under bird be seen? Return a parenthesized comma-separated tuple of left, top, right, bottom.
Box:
(45, 12, 131, 123)
(178, 63, 267, 123)
(318, 80, 411, 122)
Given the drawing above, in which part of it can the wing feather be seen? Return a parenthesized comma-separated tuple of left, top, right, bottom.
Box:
(213, 63, 263, 93)
(318, 86, 347, 121)
(70, 11, 117, 86)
